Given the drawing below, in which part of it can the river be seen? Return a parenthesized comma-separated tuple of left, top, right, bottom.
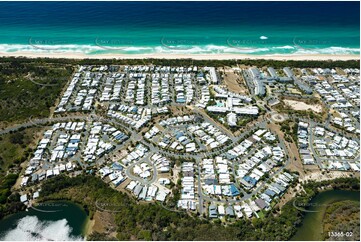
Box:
(0, 200, 89, 241)
(291, 190, 360, 241)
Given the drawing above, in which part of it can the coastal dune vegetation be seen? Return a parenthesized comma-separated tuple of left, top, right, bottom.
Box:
(0, 58, 73, 126)
(0, 127, 42, 172)
(0, 173, 25, 221)
(0, 56, 358, 126)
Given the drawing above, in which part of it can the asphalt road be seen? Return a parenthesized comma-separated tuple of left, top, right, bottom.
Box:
(125, 154, 158, 186)
(2, 107, 358, 210)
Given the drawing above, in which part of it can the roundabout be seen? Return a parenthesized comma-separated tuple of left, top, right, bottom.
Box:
(271, 112, 287, 123)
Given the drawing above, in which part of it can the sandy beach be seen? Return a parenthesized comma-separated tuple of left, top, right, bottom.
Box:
(0, 51, 359, 61)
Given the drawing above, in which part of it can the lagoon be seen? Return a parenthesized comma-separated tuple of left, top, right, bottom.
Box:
(291, 190, 360, 241)
(0, 200, 88, 241)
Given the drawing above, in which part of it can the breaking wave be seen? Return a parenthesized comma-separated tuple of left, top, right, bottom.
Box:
(293, 46, 360, 55)
(0, 43, 359, 55)
(0, 216, 83, 241)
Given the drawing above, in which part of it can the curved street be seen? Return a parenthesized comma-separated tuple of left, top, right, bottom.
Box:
(2, 106, 358, 214)
(125, 154, 158, 186)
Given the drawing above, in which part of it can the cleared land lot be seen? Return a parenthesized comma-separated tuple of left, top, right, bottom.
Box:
(222, 67, 249, 95)
(283, 99, 322, 113)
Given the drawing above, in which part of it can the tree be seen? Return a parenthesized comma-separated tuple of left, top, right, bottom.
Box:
(9, 132, 24, 145)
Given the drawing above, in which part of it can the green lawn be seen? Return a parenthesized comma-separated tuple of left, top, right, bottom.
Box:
(257, 210, 265, 219)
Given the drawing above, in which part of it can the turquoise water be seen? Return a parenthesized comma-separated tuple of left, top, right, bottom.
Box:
(292, 190, 360, 241)
(0, 201, 88, 241)
(0, 2, 359, 56)
(216, 102, 224, 107)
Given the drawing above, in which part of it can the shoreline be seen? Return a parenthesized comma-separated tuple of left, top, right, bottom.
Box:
(291, 189, 360, 241)
(0, 52, 359, 61)
(84, 216, 95, 239)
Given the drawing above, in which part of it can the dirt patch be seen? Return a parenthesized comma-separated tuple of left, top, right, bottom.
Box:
(167, 105, 193, 116)
(277, 183, 302, 208)
(223, 67, 249, 95)
(287, 88, 302, 95)
(111, 149, 128, 163)
(277, 171, 358, 208)
(271, 113, 286, 122)
(88, 210, 117, 236)
(116, 178, 131, 191)
(285, 140, 307, 178)
(335, 68, 346, 75)
(330, 109, 341, 118)
(267, 122, 305, 177)
(84, 218, 95, 238)
(300, 170, 358, 183)
(283, 99, 323, 113)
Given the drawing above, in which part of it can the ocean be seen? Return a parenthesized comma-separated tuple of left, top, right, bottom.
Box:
(0, 1, 359, 56)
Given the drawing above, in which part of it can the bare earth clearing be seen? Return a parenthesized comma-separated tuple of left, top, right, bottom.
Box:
(223, 67, 249, 95)
(284, 99, 323, 113)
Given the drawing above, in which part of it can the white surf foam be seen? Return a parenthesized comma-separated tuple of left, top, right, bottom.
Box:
(0, 43, 358, 55)
(0, 43, 102, 54)
(273, 45, 295, 49)
(294, 46, 360, 55)
(155, 44, 270, 54)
